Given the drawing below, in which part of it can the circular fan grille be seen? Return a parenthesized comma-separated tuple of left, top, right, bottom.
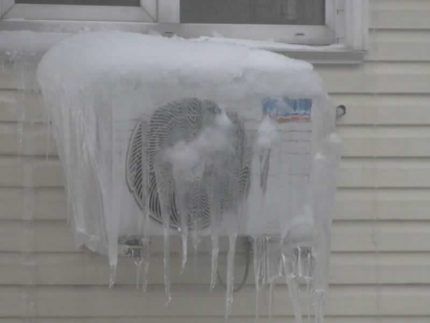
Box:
(126, 98, 250, 231)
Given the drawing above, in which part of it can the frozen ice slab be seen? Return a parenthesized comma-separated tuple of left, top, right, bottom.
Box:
(37, 32, 340, 323)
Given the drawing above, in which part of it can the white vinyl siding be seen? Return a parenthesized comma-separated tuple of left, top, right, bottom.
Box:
(0, 0, 430, 321)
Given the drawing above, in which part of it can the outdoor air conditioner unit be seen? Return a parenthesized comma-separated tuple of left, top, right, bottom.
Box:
(38, 32, 340, 322)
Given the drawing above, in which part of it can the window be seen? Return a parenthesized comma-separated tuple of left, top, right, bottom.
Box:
(0, 0, 369, 63)
(180, 0, 325, 25)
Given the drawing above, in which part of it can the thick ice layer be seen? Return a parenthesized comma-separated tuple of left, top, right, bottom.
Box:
(37, 32, 340, 322)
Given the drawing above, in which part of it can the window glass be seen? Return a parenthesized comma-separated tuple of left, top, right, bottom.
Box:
(180, 0, 325, 25)
(16, 0, 140, 6)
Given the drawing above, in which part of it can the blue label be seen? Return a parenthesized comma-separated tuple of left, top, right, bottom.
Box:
(262, 97, 312, 123)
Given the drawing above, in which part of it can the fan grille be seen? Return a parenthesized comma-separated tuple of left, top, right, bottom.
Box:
(126, 98, 250, 231)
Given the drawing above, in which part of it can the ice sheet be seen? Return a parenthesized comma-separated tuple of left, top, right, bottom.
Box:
(36, 31, 340, 322)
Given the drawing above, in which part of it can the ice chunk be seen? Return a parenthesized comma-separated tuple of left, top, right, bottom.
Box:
(36, 31, 339, 323)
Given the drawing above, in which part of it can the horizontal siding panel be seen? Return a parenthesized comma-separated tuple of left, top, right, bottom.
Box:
(335, 189, 430, 221)
(340, 126, 430, 157)
(332, 221, 430, 252)
(4, 91, 430, 127)
(0, 90, 45, 122)
(0, 156, 63, 187)
(371, 0, 430, 11)
(0, 285, 428, 317)
(3, 187, 430, 222)
(0, 319, 428, 323)
(368, 31, 430, 62)
(0, 122, 54, 156)
(371, 10, 430, 30)
(332, 94, 430, 126)
(0, 221, 427, 253)
(4, 157, 430, 189)
(0, 252, 428, 286)
(338, 159, 430, 188)
(316, 63, 430, 94)
(0, 63, 39, 91)
(2, 62, 430, 94)
(0, 187, 66, 220)
(331, 253, 430, 285)
(4, 124, 430, 158)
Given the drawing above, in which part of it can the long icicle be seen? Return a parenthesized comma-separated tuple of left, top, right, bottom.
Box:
(313, 290, 326, 323)
(210, 234, 219, 290)
(225, 234, 237, 321)
(162, 226, 172, 305)
(209, 176, 221, 291)
(253, 238, 262, 322)
(283, 254, 303, 323)
(176, 186, 188, 273)
(155, 161, 172, 305)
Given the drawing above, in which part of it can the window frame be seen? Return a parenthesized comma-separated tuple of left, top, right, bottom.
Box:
(157, 0, 334, 45)
(1, 0, 157, 22)
(0, 0, 369, 64)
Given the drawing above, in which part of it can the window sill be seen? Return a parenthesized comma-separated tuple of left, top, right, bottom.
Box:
(281, 48, 366, 65)
(195, 37, 366, 65)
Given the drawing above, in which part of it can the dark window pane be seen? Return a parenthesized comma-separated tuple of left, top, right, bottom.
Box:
(16, 0, 140, 6)
(181, 0, 325, 25)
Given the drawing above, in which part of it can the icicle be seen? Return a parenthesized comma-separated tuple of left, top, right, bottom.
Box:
(154, 159, 172, 304)
(282, 254, 303, 323)
(174, 179, 189, 273)
(210, 234, 219, 290)
(131, 247, 143, 289)
(137, 123, 151, 292)
(286, 274, 303, 323)
(253, 236, 278, 321)
(304, 249, 313, 323)
(306, 279, 312, 323)
(191, 217, 201, 253)
(253, 238, 262, 322)
(268, 280, 275, 320)
(14, 51, 39, 322)
(107, 110, 120, 289)
(190, 188, 202, 270)
(109, 264, 117, 289)
(313, 290, 326, 323)
(177, 194, 188, 273)
(45, 111, 52, 161)
(190, 184, 203, 255)
(181, 233, 188, 273)
(208, 169, 222, 290)
(225, 234, 237, 321)
(135, 259, 143, 289)
(297, 246, 303, 278)
(162, 226, 172, 305)
(142, 257, 150, 292)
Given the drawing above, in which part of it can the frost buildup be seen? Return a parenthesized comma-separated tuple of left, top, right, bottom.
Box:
(37, 32, 340, 322)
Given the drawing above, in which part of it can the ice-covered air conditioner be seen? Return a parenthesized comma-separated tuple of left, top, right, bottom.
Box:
(38, 32, 340, 322)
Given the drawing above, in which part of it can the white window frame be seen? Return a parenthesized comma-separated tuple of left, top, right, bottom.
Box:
(156, 0, 333, 46)
(0, 0, 369, 64)
(1, 0, 157, 22)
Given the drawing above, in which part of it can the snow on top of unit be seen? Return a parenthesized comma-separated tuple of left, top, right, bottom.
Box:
(37, 32, 324, 99)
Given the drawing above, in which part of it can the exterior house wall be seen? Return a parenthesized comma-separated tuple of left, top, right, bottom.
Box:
(0, 0, 429, 321)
